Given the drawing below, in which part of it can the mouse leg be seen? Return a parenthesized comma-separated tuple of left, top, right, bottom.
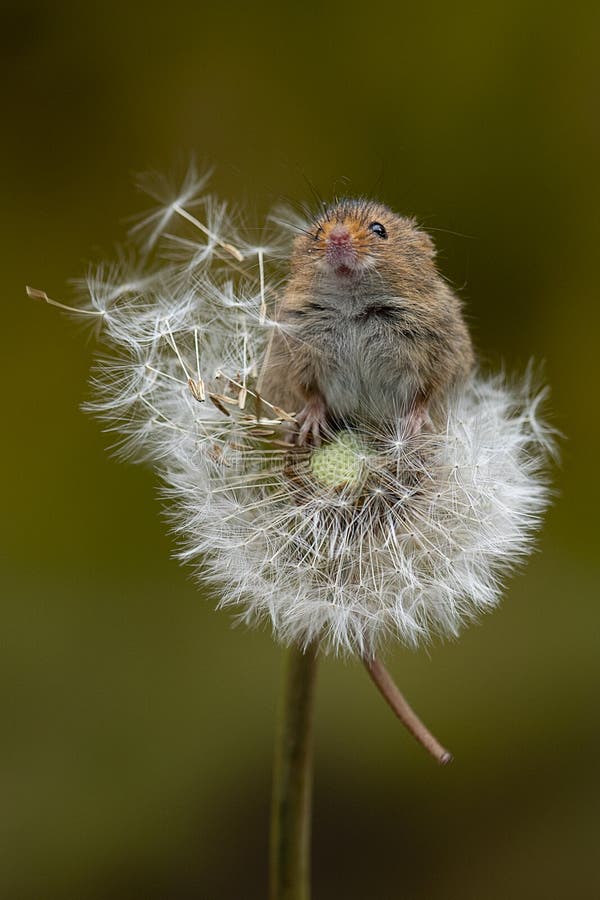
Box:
(296, 394, 328, 447)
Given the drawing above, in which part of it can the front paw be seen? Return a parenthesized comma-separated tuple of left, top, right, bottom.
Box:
(296, 395, 328, 447)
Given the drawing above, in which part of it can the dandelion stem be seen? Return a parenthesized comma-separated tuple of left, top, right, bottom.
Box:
(270, 642, 318, 900)
(364, 657, 452, 766)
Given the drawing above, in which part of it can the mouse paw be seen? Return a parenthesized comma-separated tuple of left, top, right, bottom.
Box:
(296, 395, 328, 447)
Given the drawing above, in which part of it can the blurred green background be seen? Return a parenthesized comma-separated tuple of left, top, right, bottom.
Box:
(2, 1, 599, 897)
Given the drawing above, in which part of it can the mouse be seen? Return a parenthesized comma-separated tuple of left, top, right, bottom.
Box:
(260, 197, 474, 446)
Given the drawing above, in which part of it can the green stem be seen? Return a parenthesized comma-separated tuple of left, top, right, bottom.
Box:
(269, 642, 319, 900)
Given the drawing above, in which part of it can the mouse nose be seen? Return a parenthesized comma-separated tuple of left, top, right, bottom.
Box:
(327, 224, 351, 246)
(323, 222, 359, 273)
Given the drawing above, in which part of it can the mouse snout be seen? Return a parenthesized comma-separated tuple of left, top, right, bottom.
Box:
(327, 224, 352, 246)
(323, 224, 359, 273)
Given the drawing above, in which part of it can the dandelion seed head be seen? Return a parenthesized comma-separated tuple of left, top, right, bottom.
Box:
(43, 170, 554, 656)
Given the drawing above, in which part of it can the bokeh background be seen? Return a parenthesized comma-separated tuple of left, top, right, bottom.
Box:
(2, 1, 599, 897)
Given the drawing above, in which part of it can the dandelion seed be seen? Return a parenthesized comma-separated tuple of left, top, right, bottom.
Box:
(26, 286, 105, 318)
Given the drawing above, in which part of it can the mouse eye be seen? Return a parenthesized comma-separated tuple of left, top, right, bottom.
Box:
(314, 225, 323, 240)
(369, 222, 387, 239)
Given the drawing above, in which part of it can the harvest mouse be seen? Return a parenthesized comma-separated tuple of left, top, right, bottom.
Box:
(261, 198, 474, 445)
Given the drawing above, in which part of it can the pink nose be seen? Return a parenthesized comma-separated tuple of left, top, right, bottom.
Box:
(327, 225, 351, 246)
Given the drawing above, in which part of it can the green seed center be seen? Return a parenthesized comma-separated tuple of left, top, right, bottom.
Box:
(310, 431, 367, 490)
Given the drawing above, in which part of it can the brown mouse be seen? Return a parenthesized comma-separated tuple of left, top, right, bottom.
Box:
(260, 197, 474, 445)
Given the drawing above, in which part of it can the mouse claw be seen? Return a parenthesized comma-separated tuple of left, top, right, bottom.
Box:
(296, 395, 327, 447)
(299, 418, 322, 448)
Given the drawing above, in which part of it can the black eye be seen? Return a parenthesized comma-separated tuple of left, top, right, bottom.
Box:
(369, 222, 387, 239)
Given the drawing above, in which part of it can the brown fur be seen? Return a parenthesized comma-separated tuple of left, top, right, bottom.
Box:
(261, 198, 474, 434)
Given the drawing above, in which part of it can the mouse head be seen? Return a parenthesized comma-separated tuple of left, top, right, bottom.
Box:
(294, 198, 436, 280)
